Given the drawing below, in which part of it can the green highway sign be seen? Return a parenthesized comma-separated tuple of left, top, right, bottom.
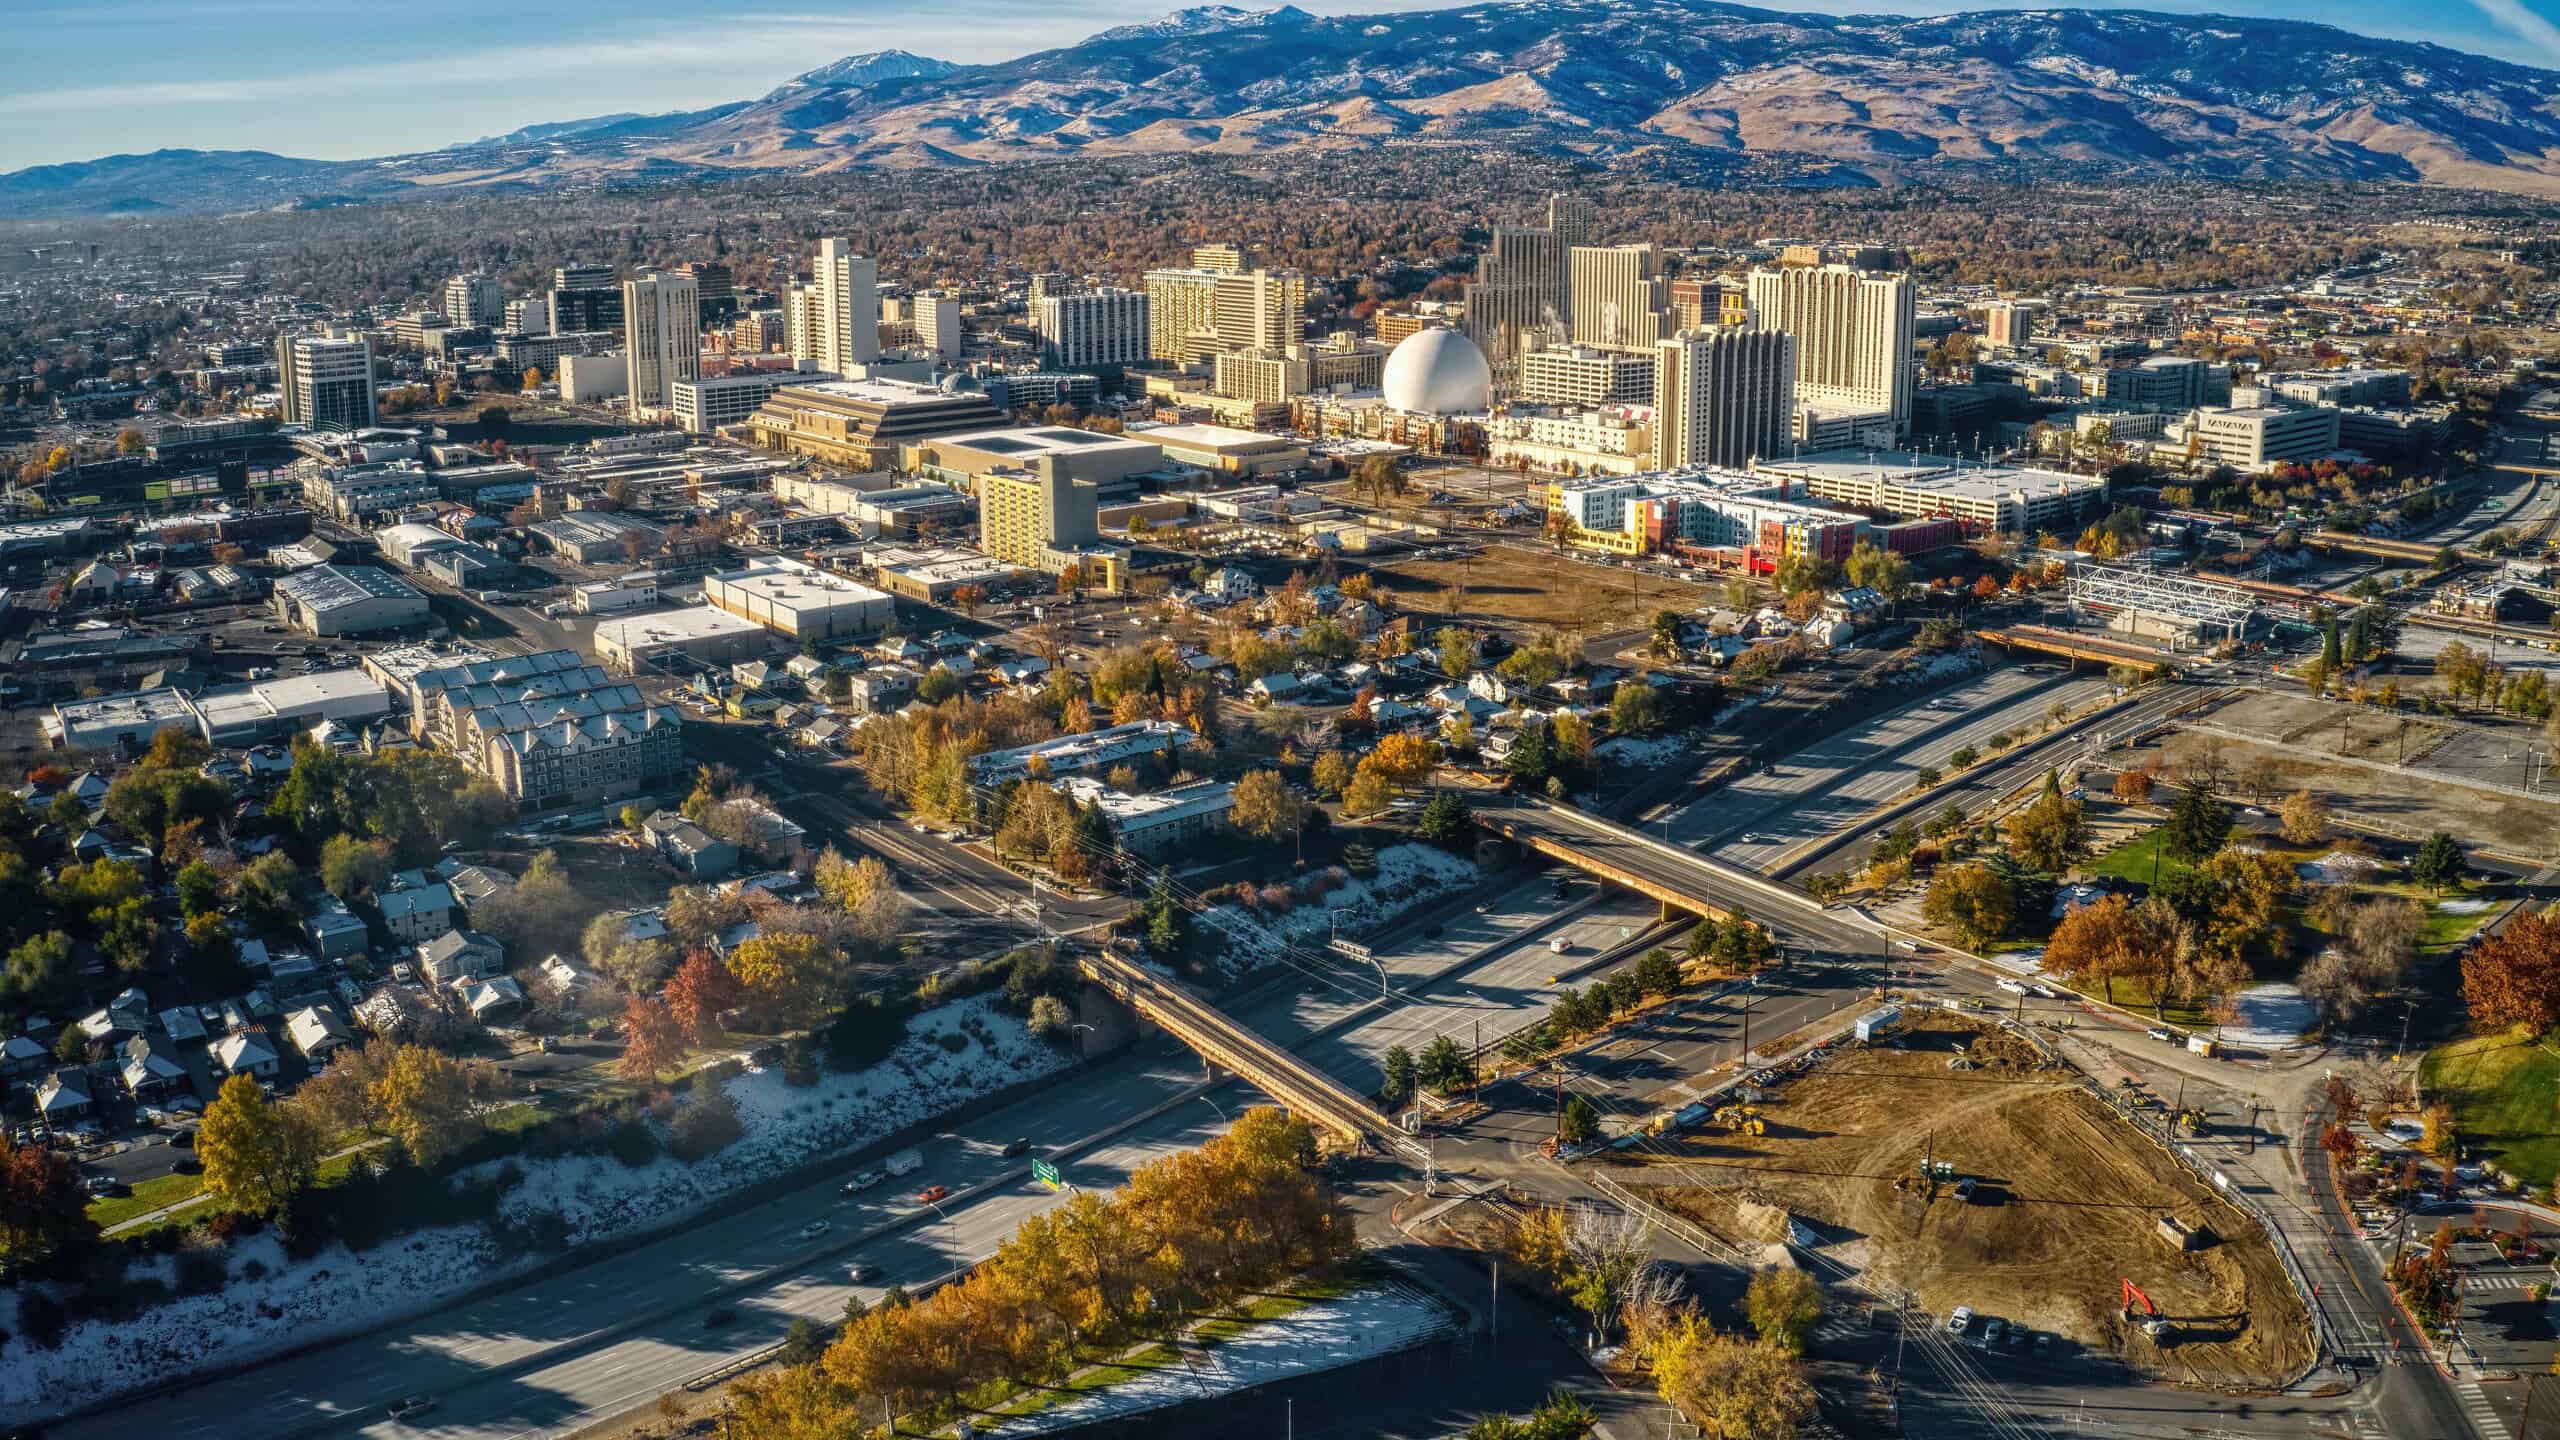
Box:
(1032, 1159, 1060, 1187)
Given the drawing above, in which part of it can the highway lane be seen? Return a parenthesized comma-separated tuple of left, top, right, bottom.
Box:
(46, 1051, 1216, 1440)
(1657, 667, 2106, 869)
(51, 874, 1592, 1440)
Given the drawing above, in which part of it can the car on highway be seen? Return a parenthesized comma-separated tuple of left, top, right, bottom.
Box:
(2146, 1027, 2174, 1043)
(1000, 1137, 1032, 1159)
(1946, 1305, 1973, 1336)
(386, 1396, 437, 1422)
(798, 1220, 830, 1240)
(1995, 978, 2027, 995)
(917, 1185, 950, 1205)
(849, 1262, 882, 1283)
(842, 1169, 884, 1194)
(2027, 983, 2057, 999)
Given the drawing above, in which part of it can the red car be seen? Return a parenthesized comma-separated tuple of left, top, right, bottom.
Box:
(917, 1185, 949, 1205)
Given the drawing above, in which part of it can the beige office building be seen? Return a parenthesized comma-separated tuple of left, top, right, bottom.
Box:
(1746, 262, 1916, 438)
(798, 238, 880, 373)
(1143, 263, 1306, 364)
(1652, 328, 1795, 471)
(621, 269, 700, 418)
(1036, 288, 1149, 369)
(1462, 193, 1594, 363)
(276, 332, 377, 432)
(1213, 332, 1386, 405)
(915, 291, 963, 360)
(1568, 244, 1671, 354)
(1519, 339, 1655, 407)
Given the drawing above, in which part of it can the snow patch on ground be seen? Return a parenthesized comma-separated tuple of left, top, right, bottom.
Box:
(1595, 733, 1691, 769)
(0, 995, 1068, 1422)
(2436, 897, 2494, 915)
(1000, 1283, 1458, 1434)
(1908, 652, 1985, 685)
(2298, 850, 2386, 885)
(492, 994, 1067, 1246)
(1198, 844, 1480, 971)
(0, 1227, 515, 1419)
(2219, 983, 2317, 1050)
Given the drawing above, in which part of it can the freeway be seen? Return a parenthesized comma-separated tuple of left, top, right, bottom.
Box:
(47, 869, 1603, 1440)
(1654, 665, 2109, 870)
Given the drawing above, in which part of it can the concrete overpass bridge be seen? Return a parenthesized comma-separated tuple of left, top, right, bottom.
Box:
(1076, 947, 1422, 1159)
(1472, 795, 1880, 954)
(1973, 625, 2185, 671)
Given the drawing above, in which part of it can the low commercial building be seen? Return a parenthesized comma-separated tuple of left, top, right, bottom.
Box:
(1059, 776, 1235, 860)
(1553, 473, 1867, 570)
(2169, 406, 2342, 471)
(556, 351, 629, 403)
(741, 377, 1006, 470)
(593, 606, 776, 673)
(46, 689, 199, 751)
(907, 426, 1164, 494)
(968, 719, 1194, 785)
(670, 368, 832, 435)
(1135, 423, 1308, 478)
(528, 512, 664, 564)
(189, 671, 395, 747)
(272, 564, 430, 636)
(703, 559, 895, 643)
(862, 545, 1021, 603)
(575, 574, 662, 614)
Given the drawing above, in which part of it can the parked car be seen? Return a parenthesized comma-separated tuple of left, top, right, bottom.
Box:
(1946, 1305, 1973, 1336)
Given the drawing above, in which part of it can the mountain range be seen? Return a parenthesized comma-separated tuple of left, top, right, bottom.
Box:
(10, 1, 2560, 217)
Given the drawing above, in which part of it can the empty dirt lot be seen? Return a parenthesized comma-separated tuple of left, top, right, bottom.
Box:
(1620, 1017, 2310, 1388)
(1362, 544, 1718, 637)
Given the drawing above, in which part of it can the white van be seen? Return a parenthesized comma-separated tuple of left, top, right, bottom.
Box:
(1548, 937, 1572, 955)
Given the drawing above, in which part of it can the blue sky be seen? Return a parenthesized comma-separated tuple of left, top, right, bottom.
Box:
(4, 0, 2556, 172)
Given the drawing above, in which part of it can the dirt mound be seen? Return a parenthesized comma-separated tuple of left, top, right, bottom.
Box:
(1637, 1017, 2311, 1388)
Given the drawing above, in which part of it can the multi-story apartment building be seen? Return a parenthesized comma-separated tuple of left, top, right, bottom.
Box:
(1651, 328, 1795, 471)
(732, 308, 786, 354)
(1212, 333, 1388, 405)
(1747, 261, 1916, 439)
(2100, 355, 2217, 412)
(621, 269, 701, 418)
(1554, 472, 1866, 570)
(1142, 263, 1306, 364)
(548, 264, 622, 335)
(1035, 288, 1150, 369)
(275, 333, 377, 433)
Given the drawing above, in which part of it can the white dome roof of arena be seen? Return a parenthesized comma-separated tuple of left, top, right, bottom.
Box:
(1380, 327, 1492, 415)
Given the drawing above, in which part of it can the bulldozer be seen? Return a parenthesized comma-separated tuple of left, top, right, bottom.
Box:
(2121, 1278, 2174, 1341)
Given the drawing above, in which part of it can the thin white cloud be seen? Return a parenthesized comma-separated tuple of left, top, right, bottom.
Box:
(2464, 0, 2560, 64)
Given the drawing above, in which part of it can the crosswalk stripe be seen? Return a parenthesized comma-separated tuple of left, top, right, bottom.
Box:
(2453, 1379, 2511, 1440)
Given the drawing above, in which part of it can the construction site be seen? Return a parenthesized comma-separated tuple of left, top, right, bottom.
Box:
(1620, 1015, 2313, 1389)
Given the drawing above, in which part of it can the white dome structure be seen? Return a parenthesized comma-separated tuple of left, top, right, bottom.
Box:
(1380, 327, 1492, 415)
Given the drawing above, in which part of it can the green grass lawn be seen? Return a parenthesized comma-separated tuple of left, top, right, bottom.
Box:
(2421, 1030, 2560, 1190)
(2089, 829, 2193, 888)
(85, 1169, 206, 1230)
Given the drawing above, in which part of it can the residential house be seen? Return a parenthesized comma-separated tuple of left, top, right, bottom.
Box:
(440, 864, 516, 926)
(418, 929, 505, 985)
(457, 975, 528, 1025)
(306, 900, 371, 960)
(119, 1033, 189, 1098)
(643, 810, 739, 879)
(158, 1007, 208, 1044)
(285, 1005, 355, 1061)
(378, 882, 458, 943)
(536, 954, 603, 1011)
(37, 1067, 92, 1126)
(213, 1029, 281, 1079)
(1248, 671, 1311, 705)
(1, 1035, 49, 1082)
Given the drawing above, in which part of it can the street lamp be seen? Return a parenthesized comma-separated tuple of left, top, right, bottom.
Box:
(1069, 1022, 1095, 1061)
(1199, 1095, 1230, 1126)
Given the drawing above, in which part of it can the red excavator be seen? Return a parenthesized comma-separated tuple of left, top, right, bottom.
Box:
(2121, 1278, 2174, 1340)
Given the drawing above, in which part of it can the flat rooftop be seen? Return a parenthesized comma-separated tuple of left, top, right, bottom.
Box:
(1755, 450, 2096, 501)
(782, 377, 962, 405)
(1135, 423, 1299, 452)
(933, 426, 1161, 458)
(595, 606, 768, 647)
